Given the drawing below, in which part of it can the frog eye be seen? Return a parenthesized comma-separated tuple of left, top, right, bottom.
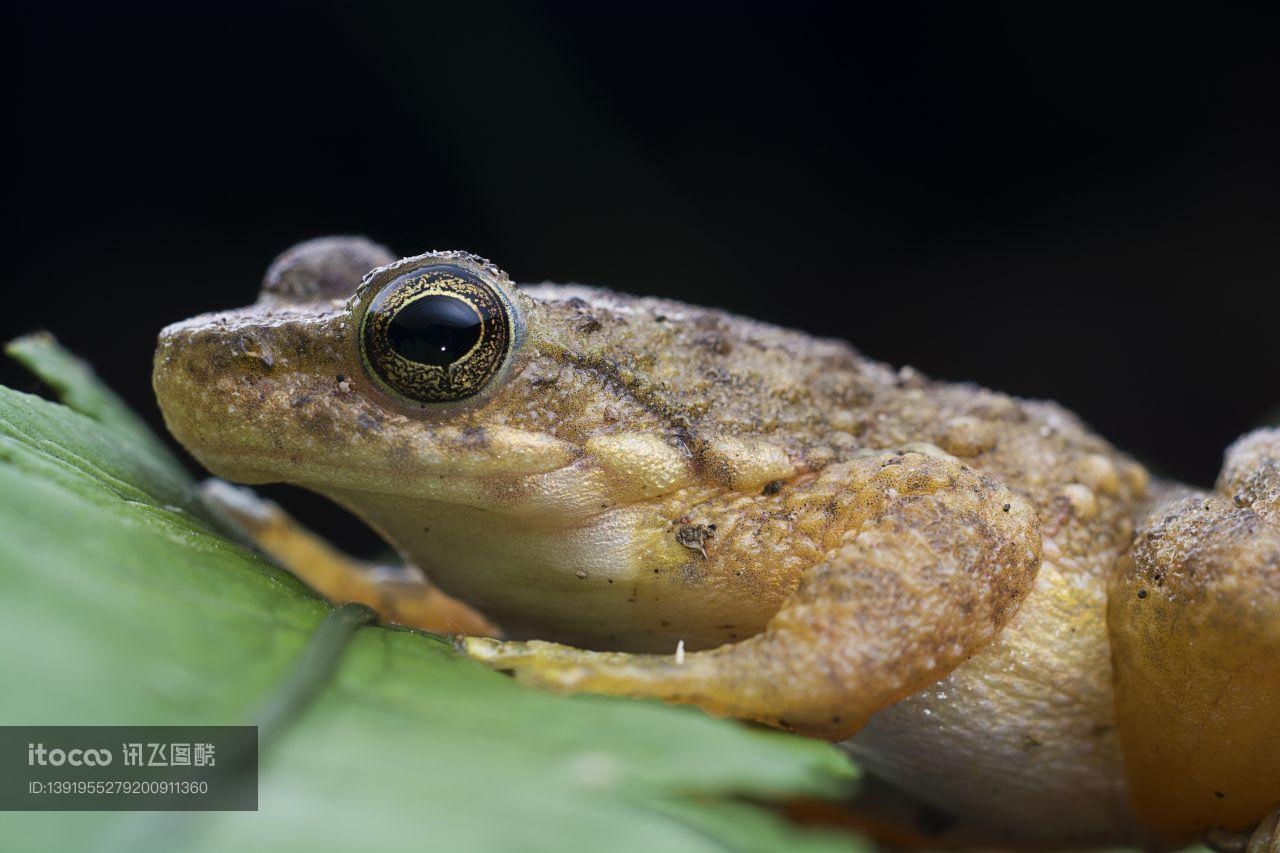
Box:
(357, 262, 519, 404)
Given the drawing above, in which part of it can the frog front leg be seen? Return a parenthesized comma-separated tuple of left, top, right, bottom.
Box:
(202, 480, 500, 636)
(465, 448, 1041, 740)
(1109, 427, 1280, 843)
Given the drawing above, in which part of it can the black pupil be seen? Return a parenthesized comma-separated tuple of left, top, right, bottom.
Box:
(387, 294, 483, 367)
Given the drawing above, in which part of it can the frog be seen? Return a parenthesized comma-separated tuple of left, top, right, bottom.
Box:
(152, 236, 1280, 849)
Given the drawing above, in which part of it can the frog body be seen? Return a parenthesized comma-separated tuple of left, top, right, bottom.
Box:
(153, 237, 1280, 847)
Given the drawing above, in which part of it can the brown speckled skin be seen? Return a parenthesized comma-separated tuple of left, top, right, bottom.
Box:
(1109, 430, 1280, 840)
(153, 237, 1279, 847)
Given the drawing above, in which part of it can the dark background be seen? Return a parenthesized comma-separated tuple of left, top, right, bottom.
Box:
(12, 5, 1280, 553)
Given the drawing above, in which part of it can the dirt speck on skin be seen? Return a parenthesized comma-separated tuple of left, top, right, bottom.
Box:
(676, 523, 714, 558)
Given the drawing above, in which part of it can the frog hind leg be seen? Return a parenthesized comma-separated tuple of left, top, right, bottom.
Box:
(1108, 427, 1280, 842)
(202, 480, 500, 637)
(465, 448, 1042, 741)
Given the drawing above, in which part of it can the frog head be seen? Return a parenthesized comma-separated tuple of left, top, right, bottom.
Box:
(154, 237, 857, 646)
(154, 239, 731, 517)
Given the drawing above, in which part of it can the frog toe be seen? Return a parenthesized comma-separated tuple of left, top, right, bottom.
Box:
(462, 638, 633, 692)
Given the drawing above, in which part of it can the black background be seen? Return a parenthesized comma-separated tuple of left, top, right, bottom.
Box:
(12, 4, 1280, 553)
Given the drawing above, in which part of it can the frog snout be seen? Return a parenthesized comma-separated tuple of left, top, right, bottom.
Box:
(153, 315, 338, 484)
(155, 322, 271, 415)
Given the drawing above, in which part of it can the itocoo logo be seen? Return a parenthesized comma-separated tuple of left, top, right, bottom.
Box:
(27, 743, 113, 766)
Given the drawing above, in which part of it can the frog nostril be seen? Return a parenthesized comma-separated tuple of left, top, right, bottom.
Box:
(230, 333, 275, 369)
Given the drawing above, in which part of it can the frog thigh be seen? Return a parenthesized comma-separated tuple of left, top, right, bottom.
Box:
(201, 480, 500, 637)
(464, 449, 1042, 740)
(1108, 427, 1280, 841)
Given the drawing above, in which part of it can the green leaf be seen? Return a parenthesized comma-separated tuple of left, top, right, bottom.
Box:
(0, 340, 864, 853)
(5, 332, 190, 483)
